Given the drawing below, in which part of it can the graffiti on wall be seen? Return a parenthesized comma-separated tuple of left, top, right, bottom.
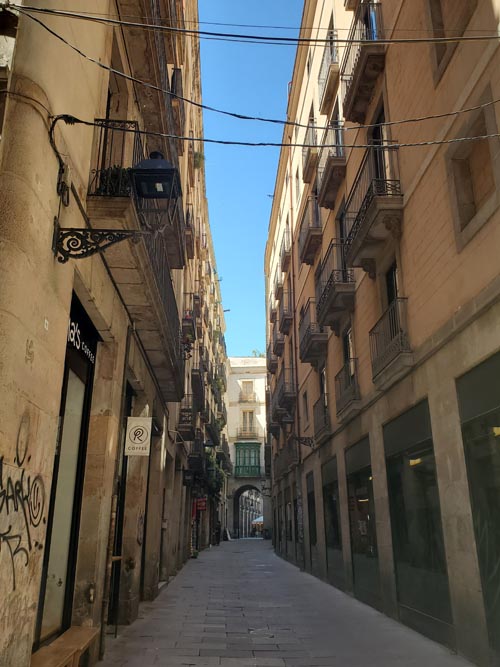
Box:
(0, 412, 46, 591)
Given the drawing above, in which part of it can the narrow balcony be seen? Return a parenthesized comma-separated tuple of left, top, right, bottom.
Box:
(171, 67, 185, 155)
(269, 296, 277, 324)
(182, 292, 197, 347)
(369, 297, 413, 389)
(274, 272, 284, 300)
(185, 202, 195, 259)
(206, 412, 221, 447)
(318, 37, 340, 115)
(341, 2, 385, 124)
(279, 291, 293, 335)
(273, 328, 285, 357)
(87, 119, 184, 401)
(299, 299, 328, 365)
(268, 419, 280, 437)
(217, 404, 227, 427)
(191, 348, 205, 407)
(236, 426, 261, 440)
(178, 394, 196, 441)
(344, 145, 403, 276)
(302, 122, 318, 183)
(234, 465, 263, 478)
(317, 124, 346, 210)
(267, 343, 278, 374)
(188, 436, 206, 474)
(298, 196, 322, 265)
(239, 391, 257, 403)
(276, 367, 296, 409)
(280, 229, 291, 272)
(271, 390, 287, 423)
(313, 395, 331, 445)
(217, 362, 227, 391)
(316, 241, 355, 335)
(335, 358, 361, 421)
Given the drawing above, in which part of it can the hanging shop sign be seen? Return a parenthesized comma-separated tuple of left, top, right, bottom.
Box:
(196, 497, 207, 512)
(125, 417, 152, 456)
(67, 294, 99, 365)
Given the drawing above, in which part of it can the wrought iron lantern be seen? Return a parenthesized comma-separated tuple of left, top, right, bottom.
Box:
(53, 151, 181, 263)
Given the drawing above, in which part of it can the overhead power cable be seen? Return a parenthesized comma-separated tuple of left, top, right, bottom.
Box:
(12, 8, 500, 138)
(50, 113, 500, 151)
(11, 4, 500, 46)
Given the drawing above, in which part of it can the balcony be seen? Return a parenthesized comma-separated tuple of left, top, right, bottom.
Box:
(313, 396, 331, 445)
(335, 359, 361, 421)
(316, 241, 355, 335)
(280, 229, 291, 272)
(267, 343, 278, 374)
(299, 299, 328, 365)
(236, 426, 261, 440)
(298, 196, 322, 265)
(269, 297, 277, 324)
(273, 328, 285, 357)
(217, 403, 227, 427)
(206, 412, 221, 447)
(341, 2, 385, 124)
(185, 203, 195, 259)
(188, 436, 206, 474)
(317, 124, 346, 210)
(182, 292, 197, 347)
(369, 297, 413, 389)
(216, 435, 232, 473)
(302, 122, 318, 183)
(191, 348, 205, 407)
(239, 391, 257, 403)
(279, 291, 293, 335)
(171, 67, 185, 155)
(271, 389, 287, 423)
(87, 120, 185, 401)
(273, 444, 299, 480)
(344, 146, 403, 276)
(178, 394, 196, 441)
(276, 367, 296, 409)
(234, 465, 263, 478)
(217, 362, 227, 391)
(274, 272, 284, 300)
(318, 38, 340, 115)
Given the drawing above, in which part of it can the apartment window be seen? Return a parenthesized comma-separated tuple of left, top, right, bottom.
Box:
(242, 410, 254, 431)
(428, 0, 477, 78)
(295, 168, 300, 204)
(385, 261, 399, 306)
(306, 50, 312, 76)
(241, 380, 253, 398)
(235, 443, 260, 472)
(302, 391, 309, 424)
(448, 95, 500, 249)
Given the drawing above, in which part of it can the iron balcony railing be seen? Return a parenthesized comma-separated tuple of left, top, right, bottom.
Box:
(239, 391, 257, 403)
(276, 367, 296, 406)
(279, 291, 293, 334)
(313, 395, 330, 440)
(234, 465, 262, 478)
(369, 297, 411, 377)
(273, 328, 285, 356)
(317, 123, 345, 191)
(178, 393, 196, 439)
(302, 121, 318, 172)
(273, 445, 299, 480)
(316, 240, 355, 314)
(274, 271, 284, 298)
(298, 196, 322, 260)
(299, 299, 324, 357)
(344, 145, 402, 245)
(280, 229, 291, 271)
(341, 2, 384, 102)
(236, 426, 261, 440)
(267, 343, 278, 373)
(318, 36, 339, 103)
(335, 359, 360, 414)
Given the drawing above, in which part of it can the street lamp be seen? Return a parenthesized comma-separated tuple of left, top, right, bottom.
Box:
(53, 151, 182, 263)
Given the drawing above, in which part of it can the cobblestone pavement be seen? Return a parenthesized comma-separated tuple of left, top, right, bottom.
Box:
(99, 540, 473, 667)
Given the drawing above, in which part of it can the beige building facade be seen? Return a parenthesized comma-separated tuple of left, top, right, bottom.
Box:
(226, 358, 272, 538)
(265, 1, 500, 666)
(0, 2, 228, 665)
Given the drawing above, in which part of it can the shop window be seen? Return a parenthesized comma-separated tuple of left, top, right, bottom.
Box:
(285, 487, 293, 541)
(306, 472, 317, 547)
(384, 400, 453, 645)
(345, 437, 380, 609)
(322, 457, 344, 588)
(457, 351, 500, 655)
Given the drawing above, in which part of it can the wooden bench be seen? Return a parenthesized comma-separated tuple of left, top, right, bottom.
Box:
(31, 626, 100, 667)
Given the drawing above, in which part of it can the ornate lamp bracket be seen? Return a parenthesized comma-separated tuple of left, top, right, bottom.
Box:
(289, 435, 315, 448)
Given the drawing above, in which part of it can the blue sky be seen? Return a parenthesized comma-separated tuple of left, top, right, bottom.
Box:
(199, 1, 304, 357)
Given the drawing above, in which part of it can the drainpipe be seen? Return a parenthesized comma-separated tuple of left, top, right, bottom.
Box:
(100, 324, 132, 659)
(287, 127, 306, 571)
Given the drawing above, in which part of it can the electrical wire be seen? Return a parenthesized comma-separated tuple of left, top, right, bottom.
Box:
(12, 4, 500, 46)
(52, 113, 500, 151)
(12, 9, 500, 138)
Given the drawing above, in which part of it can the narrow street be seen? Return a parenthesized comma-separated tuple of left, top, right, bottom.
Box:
(99, 541, 473, 667)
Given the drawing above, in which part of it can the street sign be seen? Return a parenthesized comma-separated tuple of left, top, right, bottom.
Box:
(196, 497, 207, 512)
(125, 417, 152, 456)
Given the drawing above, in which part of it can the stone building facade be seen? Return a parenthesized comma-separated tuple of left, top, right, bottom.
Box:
(0, 2, 228, 665)
(226, 358, 272, 538)
(265, 1, 500, 666)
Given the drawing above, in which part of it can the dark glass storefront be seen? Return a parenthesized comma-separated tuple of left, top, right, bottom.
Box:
(383, 400, 453, 647)
(457, 351, 500, 657)
(345, 437, 380, 609)
(306, 472, 319, 573)
(322, 457, 344, 589)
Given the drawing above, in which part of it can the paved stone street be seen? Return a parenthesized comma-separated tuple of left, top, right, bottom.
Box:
(99, 540, 473, 667)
